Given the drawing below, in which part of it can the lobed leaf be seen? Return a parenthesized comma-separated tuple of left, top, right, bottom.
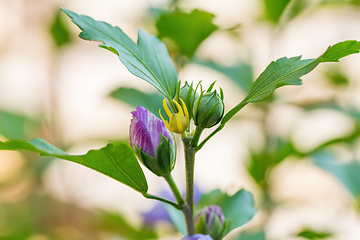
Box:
(0, 138, 148, 193)
(61, 8, 178, 99)
(222, 40, 360, 125)
(321, 40, 360, 62)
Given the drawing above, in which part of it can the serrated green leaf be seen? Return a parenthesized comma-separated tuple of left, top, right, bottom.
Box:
(156, 9, 218, 57)
(197, 189, 257, 237)
(109, 87, 163, 118)
(221, 40, 360, 125)
(321, 40, 360, 62)
(0, 139, 148, 193)
(244, 56, 319, 103)
(61, 8, 178, 99)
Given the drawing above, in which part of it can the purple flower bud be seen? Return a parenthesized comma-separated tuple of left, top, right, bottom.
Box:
(195, 206, 225, 240)
(182, 234, 213, 240)
(130, 106, 176, 176)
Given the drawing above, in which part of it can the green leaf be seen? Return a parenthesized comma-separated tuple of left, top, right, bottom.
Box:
(61, 8, 178, 99)
(97, 211, 157, 239)
(244, 56, 319, 103)
(313, 151, 360, 197)
(0, 138, 148, 193)
(50, 11, 72, 47)
(263, 0, 292, 23)
(197, 189, 257, 236)
(221, 40, 360, 125)
(109, 87, 163, 118)
(164, 204, 187, 236)
(321, 40, 360, 62)
(194, 59, 253, 93)
(156, 9, 218, 57)
(248, 138, 296, 185)
(237, 230, 266, 240)
(297, 228, 332, 239)
(0, 110, 39, 140)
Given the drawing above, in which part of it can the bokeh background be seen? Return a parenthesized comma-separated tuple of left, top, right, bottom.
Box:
(1, 0, 360, 239)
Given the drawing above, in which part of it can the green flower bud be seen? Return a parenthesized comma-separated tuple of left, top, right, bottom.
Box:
(178, 82, 199, 119)
(195, 206, 225, 240)
(193, 91, 224, 128)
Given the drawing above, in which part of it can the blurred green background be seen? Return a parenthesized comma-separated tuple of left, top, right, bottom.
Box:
(1, 0, 360, 239)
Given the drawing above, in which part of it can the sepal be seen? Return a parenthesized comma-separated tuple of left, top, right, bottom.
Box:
(134, 133, 176, 177)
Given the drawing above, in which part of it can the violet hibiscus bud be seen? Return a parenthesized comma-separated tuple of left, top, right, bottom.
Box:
(195, 205, 225, 240)
(182, 234, 213, 240)
(130, 106, 176, 177)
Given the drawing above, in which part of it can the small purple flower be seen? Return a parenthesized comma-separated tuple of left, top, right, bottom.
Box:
(130, 106, 176, 176)
(182, 234, 213, 240)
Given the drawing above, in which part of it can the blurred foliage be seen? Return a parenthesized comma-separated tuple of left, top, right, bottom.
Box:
(236, 230, 266, 240)
(109, 87, 163, 118)
(50, 11, 72, 48)
(296, 229, 332, 239)
(96, 211, 157, 239)
(156, 9, 218, 58)
(0, 110, 39, 140)
(263, 0, 292, 23)
(314, 151, 360, 198)
(193, 59, 253, 94)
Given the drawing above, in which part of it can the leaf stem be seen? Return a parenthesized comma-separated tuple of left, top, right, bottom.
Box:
(143, 193, 182, 210)
(163, 173, 185, 206)
(195, 100, 248, 152)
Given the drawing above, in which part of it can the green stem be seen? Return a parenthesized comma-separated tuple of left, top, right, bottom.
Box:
(143, 193, 182, 210)
(191, 126, 204, 147)
(195, 124, 224, 152)
(182, 137, 196, 235)
(164, 173, 184, 206)
(195, 100, 248, 152)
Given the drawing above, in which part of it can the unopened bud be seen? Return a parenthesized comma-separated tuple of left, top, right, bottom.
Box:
(179, 82, 199, 119)
(193, 91, 224, 128)
(195, 205, 225, 240)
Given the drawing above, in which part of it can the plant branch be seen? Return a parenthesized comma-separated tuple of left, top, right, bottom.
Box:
(182, 137, 196, 235)
(195, 100, 248, 152)
(164, 173, 185, 206)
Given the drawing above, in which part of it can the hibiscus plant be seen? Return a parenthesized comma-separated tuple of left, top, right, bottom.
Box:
(0, 7, 360, 240)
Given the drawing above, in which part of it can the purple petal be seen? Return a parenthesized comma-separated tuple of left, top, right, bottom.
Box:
(141, 203, 172, 226)
(129, 106, 173, 158)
